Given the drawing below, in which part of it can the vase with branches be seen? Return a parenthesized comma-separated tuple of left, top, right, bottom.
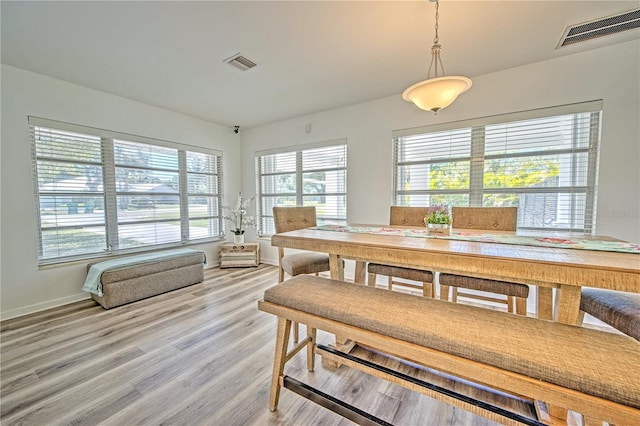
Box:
(223, 192, 256, 243)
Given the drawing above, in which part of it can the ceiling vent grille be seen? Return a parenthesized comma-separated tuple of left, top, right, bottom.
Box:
(558, 8, 640, 48)
(224, 53, 259, 71)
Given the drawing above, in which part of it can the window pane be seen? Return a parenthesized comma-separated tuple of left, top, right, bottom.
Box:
(114, 140, 178, 170)
(41, 227, 107, 258)
(393, 105, 600, 233)
(303, 195, 347, 221)
(118, 221, 182, 248)
(32, 125, 107, 260)
(31, 119, 224, 264)
(256, 141, 347, 235)
(261, 174, 296, 195)
(187, 174, 218, 194)
(483, 156, 560, 189)
(189, 218, 221, 240)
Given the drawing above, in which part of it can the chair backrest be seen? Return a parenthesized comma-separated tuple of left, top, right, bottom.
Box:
(451, 207, 517, 231)
(389, 206, 429, 227)
(273, 206, 318, 233)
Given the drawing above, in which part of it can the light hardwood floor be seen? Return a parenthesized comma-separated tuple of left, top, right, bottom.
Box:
(1, 264, 532, 425)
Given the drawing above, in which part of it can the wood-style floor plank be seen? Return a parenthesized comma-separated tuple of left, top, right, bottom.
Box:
(1, 264, 519, 425)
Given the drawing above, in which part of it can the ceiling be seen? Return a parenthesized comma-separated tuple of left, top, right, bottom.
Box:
(2, 1, 639, 129)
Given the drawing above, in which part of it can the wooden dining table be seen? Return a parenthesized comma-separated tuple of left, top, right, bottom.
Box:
(271, 225, 640, 325)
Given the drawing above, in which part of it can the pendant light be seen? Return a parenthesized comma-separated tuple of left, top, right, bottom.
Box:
(402, 0, 472, 114)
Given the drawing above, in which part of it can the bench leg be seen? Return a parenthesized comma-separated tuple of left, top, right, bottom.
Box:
(307, 326, 316, 372)
(269, 316, 291, 412)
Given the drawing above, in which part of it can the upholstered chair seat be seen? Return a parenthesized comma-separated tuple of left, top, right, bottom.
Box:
(580, 288, 640, 341)
(281, 252, 331, 277)
(439, 274, 530, 314)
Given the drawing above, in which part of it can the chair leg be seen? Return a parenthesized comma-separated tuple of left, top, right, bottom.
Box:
(293, 322, 299, 343)
(507, 296, 515, 313)
(440, 284, 450, 301)
(451, 287, 458, 303)
(269, 317, 291, 412)
(367, 272, 377, 287)
(515, 296, 527, 316)
(387, 276, 393, 291)
(307, 326, 316, 372)
(578, 309, 587, 325)
(423, 282, 434, 298)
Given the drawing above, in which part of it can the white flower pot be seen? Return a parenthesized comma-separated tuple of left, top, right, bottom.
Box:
(427, 223, 451, 236)
(233, 234, 245, 245)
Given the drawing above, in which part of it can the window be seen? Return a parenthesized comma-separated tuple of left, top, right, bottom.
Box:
(30, 117, 223, 264)
(256, 140, 347, 235)
(393, 101, 602, 233)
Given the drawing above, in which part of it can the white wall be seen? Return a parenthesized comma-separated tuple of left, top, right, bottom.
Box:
(242, 40, 640, 266)
(1, 65, 242, 319)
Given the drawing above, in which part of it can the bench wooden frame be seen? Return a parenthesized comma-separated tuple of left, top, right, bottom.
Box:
(258, 281, 640, 425)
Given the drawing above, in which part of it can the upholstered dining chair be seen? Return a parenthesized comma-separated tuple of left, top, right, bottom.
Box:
(439, 207, 530, 315)
(273, 206, 331, 341)
(367, 206, 435, 297)
(579, 288, 640, 341)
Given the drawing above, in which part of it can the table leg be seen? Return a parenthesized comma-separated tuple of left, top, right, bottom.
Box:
(329, 254, 344, 281)
(354, 261, 366, 284)
(326, 253, 350, 367)
(537, 287, 554, 321)
(554, 284, 582, 325)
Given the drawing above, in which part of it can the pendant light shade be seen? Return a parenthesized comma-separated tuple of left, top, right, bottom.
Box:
(403, 0, 472, 113)
(402, 76, 472, 113)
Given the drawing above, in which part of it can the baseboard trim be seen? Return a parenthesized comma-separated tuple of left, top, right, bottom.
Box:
(1, 292, 91, 321)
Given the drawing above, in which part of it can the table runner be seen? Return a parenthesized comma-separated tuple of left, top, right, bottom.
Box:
(313, 225, 640, 254)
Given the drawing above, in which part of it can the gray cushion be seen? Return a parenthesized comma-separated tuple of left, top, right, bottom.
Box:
(439, 273, 529, 298)
(264, 275, 640, 409)
(581, 288, 640, 341)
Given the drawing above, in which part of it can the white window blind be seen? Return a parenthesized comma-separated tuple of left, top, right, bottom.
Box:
(30, 117, 223, 264)
(256, 140, 347, 236)
(393, 101, 602, 233)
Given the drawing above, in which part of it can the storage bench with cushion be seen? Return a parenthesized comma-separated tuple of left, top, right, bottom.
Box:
(83, 248, 205, 309)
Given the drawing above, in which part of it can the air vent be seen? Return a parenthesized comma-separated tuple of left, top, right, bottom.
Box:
(224, 53, 259, 71)
(558, 8, 640, 48)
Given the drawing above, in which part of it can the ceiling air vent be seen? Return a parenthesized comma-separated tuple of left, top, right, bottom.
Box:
(558, 8, 640, 48)
(224, 53, 259, 71)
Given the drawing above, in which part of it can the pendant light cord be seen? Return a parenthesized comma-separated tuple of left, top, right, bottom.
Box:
(427, 0, 444, 79)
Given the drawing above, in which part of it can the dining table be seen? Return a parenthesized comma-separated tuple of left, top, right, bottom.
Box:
(271, 224, 640, 325)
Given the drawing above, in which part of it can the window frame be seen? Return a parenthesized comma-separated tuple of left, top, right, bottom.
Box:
(30, 116, 224, 265)
(392, 101, 602, 233)
(255, 139, 348, 236)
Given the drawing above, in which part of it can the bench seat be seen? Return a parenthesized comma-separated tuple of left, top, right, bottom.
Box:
(87, 249, 205, 309)
(259, 275, 640, 425)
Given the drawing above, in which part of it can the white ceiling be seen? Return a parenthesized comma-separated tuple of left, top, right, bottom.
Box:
(2, 1, 639, 129)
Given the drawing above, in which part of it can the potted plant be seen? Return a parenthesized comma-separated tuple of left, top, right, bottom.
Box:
(425, 204, 451, 236)
(223, 192, 256, 244)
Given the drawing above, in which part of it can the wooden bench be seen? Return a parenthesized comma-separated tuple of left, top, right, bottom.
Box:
(85, 249, 205, 309)
(258, 275, 640, 425)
